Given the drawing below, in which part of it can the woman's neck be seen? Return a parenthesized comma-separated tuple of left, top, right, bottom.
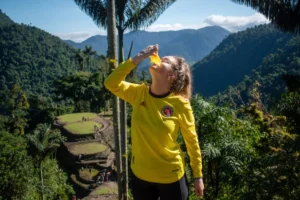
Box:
(150, 79, 170, 96)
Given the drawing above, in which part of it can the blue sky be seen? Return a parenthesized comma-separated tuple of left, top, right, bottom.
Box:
(0, 0, 269, 42)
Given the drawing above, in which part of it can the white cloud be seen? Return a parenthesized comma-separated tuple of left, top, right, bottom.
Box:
(145, 23, 206, 32)
(146, 23, 184, 31)
(203, 13, 270, 32)
(54, 30, 106, 42)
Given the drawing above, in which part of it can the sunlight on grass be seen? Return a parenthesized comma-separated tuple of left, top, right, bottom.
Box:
(69, 142, 109, 155)
(58, 112, 98, 123)
(94, 187, 118, 195)
(79, 168, 99, 180)
(70, 174, 89, 189)
(64, 121, 102, 134)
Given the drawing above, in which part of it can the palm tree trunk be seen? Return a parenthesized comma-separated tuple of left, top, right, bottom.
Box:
(107, 1, 123, 199)
(118, 27, 128, 200)
(216, 162, 220, 198)
(40, 162, 45, 200)
(208, 161, 212, 186)
(88, 57, 90, 73)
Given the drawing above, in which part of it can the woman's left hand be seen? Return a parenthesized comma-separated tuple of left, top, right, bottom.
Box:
(132, 44, 158, 65)
(194, 178, 204, 197)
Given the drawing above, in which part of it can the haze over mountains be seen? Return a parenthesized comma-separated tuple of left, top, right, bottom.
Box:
(65, 26, 230, 63)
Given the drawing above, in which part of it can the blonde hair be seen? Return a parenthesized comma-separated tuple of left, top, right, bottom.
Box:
(170, 56, 193, 100)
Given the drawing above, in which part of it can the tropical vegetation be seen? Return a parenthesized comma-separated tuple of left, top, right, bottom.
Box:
(0, 2, 300, 199)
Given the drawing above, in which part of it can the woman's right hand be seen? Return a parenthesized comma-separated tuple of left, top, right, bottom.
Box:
(132, 44, 159, 65)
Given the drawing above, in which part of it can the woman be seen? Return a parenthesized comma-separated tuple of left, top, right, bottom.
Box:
(104, 44, 204, 200)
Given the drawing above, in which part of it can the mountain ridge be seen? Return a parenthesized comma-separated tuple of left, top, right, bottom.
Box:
(0, 9, 14, 27)
(192, 24, 298, 97)
(65, 26, 230, 63)
(0, 18, 77, 96)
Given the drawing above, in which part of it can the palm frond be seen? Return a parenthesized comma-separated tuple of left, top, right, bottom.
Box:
(124, 0, 177, 30)
(115, 0, 128, 27)
(221, 156, 242, 173)
(83, 45, 97, 56)
(127, 40, 134, 59)
(230, 0, 300, 33)
(26, 134, 45, 153)
(202, 143, 221, 159)
(123, 0, 142, 27)
(74, 0, 108, 29)
(26, 124, 65, 160)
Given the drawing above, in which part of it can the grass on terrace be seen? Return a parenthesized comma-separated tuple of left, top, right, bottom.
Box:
(64, 121, 102, 134)
(57, 112, 98, 124)
(69, 142, 109, 155)
(79, 168, 99, 180)
(93, 187, 118, 195)
(70, 174, 89, 189)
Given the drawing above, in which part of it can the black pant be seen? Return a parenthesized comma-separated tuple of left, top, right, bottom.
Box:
(131, 173, 189, 200)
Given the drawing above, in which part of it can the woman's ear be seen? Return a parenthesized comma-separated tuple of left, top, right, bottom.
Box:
(168, 74, 176, 81)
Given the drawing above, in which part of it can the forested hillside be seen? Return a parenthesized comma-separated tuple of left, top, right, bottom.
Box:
(0, 10, 77, 96)
(0, 9, 14, 26)
(0, 5, 299, 200)
(65, 26, 230, 63)
(213, 35, 300, 107)
(193, 24, 299, 97)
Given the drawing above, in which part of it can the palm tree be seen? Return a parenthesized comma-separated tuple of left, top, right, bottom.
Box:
(74, 0, 177, 62)
(26, 124, 66, 200)
(75, 49, 85, 71)
(202, 135, 250, 198)
(107, 0, 123, 199)
(230, 0, 300, 33)
(8, 84, 30, 135)
(83, 45, 97, 73)
(74, 1, 177, 197)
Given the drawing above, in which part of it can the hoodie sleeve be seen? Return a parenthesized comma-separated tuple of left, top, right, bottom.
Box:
(104, 59, 142, 105)
(179, 100, 203, 178)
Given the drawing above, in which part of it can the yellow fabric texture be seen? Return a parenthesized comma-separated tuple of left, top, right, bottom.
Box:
(104, 59, 202, 183)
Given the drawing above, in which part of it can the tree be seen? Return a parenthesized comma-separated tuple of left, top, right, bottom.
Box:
(73, 1, 177, 196)
(0, 131, 38, 199)
(54, 72, 107, 112)
(276, 76, 300, 133)
(230, 0, 300, 33)
(75, 49, 85, 71)
(83, 45, 97, 73)
(107, 0, 123, 199)
(235, 82, 300, 199)
(8, 84, 30, 135)
(39, 159, 74, 200)
(190, 94, 259, 199)
(26, 124, 66, 200)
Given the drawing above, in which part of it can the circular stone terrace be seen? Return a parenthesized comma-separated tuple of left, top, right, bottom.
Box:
(68, 141, 109, 156)
(54, 113, 118, 199)
(54, 112, 110, 138)
(56, 113, 99, 126)
(85, 182, 118, 200)
(55, 112, 116, 198)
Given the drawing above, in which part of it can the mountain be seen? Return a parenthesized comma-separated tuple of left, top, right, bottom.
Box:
(0, 13, 76, 96)
(210, 29, 300, 106)
(65, 26, 230, 63)
(0, 9, 14, 27)
(192, 24, 298, 97)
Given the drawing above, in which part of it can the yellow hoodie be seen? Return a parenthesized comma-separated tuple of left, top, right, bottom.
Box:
(104, 59, 202, 183)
